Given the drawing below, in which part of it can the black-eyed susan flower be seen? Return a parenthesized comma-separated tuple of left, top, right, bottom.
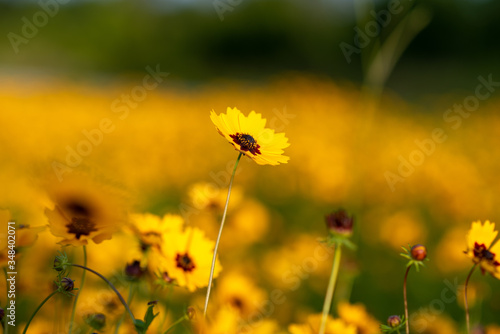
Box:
(153, 227, 221, 292)
(465, 220, 500, 278)
(210, 107, 290, 165)
(44, 175, 128, 246)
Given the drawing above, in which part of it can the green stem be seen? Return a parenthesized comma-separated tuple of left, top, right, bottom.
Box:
(70, 263, 136, 323)
(22, 291, 58, 334)
(318, 243, 342, 334)
(163, 315, 188, 334)
(115, 283, 136, 334)
(404, 265, 411, 334)
(464, 264, 477, 334)
(69, 245, 87, 334)
(203, 152, 243, 318)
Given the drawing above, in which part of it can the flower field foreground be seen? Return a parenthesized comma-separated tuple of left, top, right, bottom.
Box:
(1, 74, 500, 333)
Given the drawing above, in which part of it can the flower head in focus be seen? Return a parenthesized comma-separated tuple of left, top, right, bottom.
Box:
(152, 226, 221, 291)
(464, 220, 500, 278)
(210, 107, 290, 165)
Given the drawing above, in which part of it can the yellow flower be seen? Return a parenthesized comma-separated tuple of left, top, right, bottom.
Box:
(288, 314, 356, 334)
(153, 226, 221, 291)
(214, 270, 267, 318)
(464, 220, 500, 278)
(337, 301, 380, 334)
(44, 175, 128, 246)
(130, 213, 183, 247)
(210, 107, 290, 165)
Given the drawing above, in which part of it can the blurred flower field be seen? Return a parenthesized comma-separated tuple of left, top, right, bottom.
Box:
(1, 73, 500, 334)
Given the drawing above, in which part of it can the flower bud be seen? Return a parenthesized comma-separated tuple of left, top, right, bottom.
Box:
(53, 257, 64, 271)
(0, 307, 4, 321)
(325, 209, 353, 235)
(411, 244, 427, 261)
(387, 315, 401, 328)
(61, 277, 75, 291)
(187, 306, 196, 320)
(86, 313, 106, 330)
(125, 260, 145, 280)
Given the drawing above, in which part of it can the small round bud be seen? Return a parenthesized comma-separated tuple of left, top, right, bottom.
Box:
(187, 306, 196, 320)
(0, 307, 4, 321)
(387, 315, 401, 328)
(61, 277, 75, 291)
(86, 313, 106, 330)
(411, 244, 427, 261)
(53, 257, 64, 271)
(125, 260, 145, 280)
(325, 209, 354, 235)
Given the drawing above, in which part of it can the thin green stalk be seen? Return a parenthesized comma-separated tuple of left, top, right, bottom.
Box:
(319, 243, 342, 334)
(70, 263, 135, 323)
(464, 264, 477, 334)
(163, 315, 188, 334)
(404, 265, 411, 334)
(114, 283, 136, 334)
(203, 152, 243, 318)
(158, 286, 174, 333)
(22, 290, 58, 334)
(69, 246, 87, 334)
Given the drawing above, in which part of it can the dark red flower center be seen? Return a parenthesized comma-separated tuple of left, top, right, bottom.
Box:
(229, 133, 261, 155)
(176, 252, 196, 272)
(473, 242, 500, 273)
(66, 217, 98, 239)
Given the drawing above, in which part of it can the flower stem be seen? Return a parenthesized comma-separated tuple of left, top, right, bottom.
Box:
(69, 245, 87, 334)
(22, 291, 58, 334)
(404, 265, 412, 334)
(163, 315, 188, 334)
(70, 263, 136, 323)
(464, 264, 477, 334)
(319, 243, 342, 334)
(114, 283, 136, 334)
(203, 152, 243, 318)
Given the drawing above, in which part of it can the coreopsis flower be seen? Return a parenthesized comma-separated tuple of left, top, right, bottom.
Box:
(130, 213, 183, 247)
(153, 227, 221, 291)
(337, 301, 380, 334)
(44, 175, 128, 246)
(210, 107, 290, 165)
(464, 220, 500, 278)
(214, 270, 267, 318)
(288, 314, 356, 334)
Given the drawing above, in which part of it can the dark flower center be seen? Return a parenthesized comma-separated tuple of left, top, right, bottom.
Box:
(66, 217, 98, 239)
(65, 199, 93, 217)
(230, 297, 245, 310)
(230, 133, 261, 155)
(176, 252, 196, 272)
(473, 242, 500, 269)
